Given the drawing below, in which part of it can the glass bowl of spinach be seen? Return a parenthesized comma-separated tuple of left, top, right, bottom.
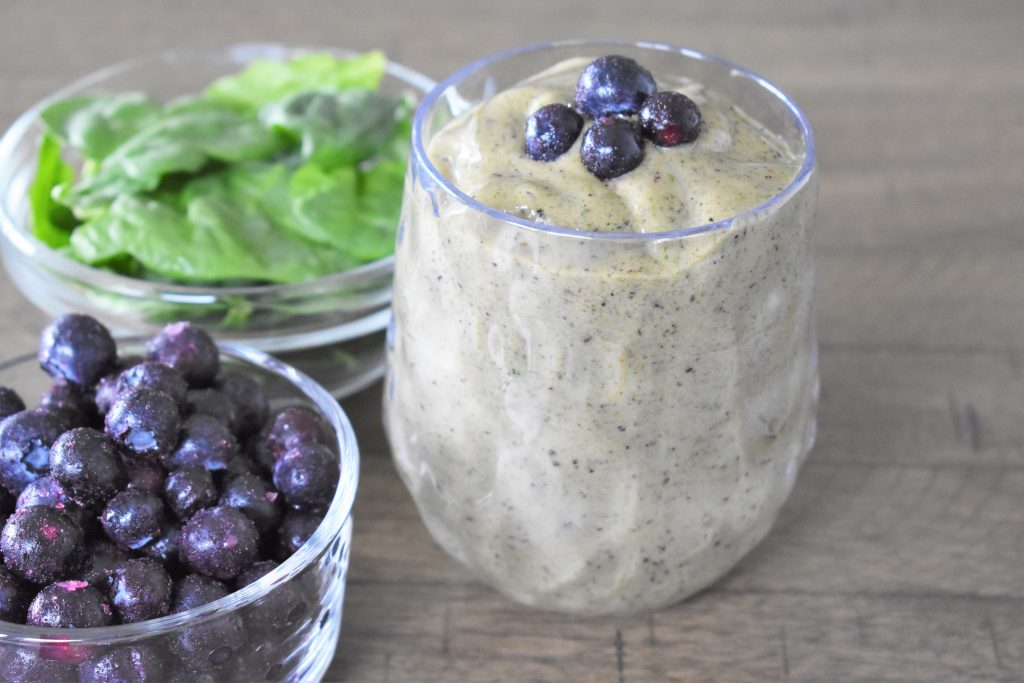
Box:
(0, 44, 434, 398)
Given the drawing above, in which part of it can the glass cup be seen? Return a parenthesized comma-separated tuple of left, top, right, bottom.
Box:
(384, 40, 818, 616)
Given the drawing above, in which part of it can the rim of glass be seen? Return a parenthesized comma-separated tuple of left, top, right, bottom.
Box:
(0, 43, 435, 300)
(0, 340, 359, 645)
(412, 39, 816, 241)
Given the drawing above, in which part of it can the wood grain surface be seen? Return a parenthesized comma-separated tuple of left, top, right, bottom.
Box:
(1, 2, 1023, 681)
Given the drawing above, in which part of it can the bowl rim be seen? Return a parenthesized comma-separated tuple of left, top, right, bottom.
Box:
(0, 42, 435, 299)
(0, 338, 359, 645)
(411, 38, 817, 241)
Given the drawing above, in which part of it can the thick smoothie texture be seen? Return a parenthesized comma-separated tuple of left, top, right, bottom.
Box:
(385, 52, 818, 614)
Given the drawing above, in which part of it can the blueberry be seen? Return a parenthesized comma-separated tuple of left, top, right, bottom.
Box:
(94, 372, 121, 417)
(0, 646, 74, 681)
(109, 557, 172, 623)
(164, 467, 218, 520)
(163, 415, 237, 472)
(50, 428, 127, 508)
(105, 388, 180, 457)
(14, 475, 93, 532)
(236, 559, 308, 630)
(580, 118, 645, 180)
(525, 103, 584, 161)
(38, 314, 117, 387)
(273, 443, 338, 510)
(77, 540, 131, 588)
(146, 322, 220, 388)
(575, 55, 657, 118)
(184, 388, 240, 435)
(0, 410, 63, 495)
(219, 473, 280, 534)
(273, 509, 321, 560)
(172, 573, 229, 613)
(141, 525, 184, 577)
(40, 381, 99, 427)
(78, 645, 163, 683)
(101, 489, 166, 551)
(0, 565, 33, 623)
(217, 373, 268, 437)
(116, 361, 189, 412)
(254, 406, 333, 473)
(27, 580, 113, 628)
(122, 455, 167, 495)
(0, 506, 85, 584)
(639, 90, 702, 146)
(0, 386, 25, 421)
(180, 506, 259, 581)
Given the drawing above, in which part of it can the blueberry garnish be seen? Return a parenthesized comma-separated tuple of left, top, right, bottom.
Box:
(575, 55, 657, 118)
(146, 322, 220, 388)
(639, 90, 702, 146)
(580, 118, 645, 180)
(38, 314, 117, 387)
(525, 103, 584, 161)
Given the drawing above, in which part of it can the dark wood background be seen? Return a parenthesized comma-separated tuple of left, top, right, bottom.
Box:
(2, 2, 1023, 681)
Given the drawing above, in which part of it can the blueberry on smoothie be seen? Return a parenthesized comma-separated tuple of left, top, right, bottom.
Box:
(0, 409, 63, 495)
(525, 103, 584, 161)
(1, 506, 85, 584)
(575, 55, 657, 118)
(0, 386, 25, 421)
(581, 117, 645, 180)
(163, 414, 237, 472)
(116, 361, 189, 412)
(109, 557, 173, 623)
(219, 473, 281, 534)
(38, 314, 117, 387)
(0, 565, 33, 623)
(146, 322, 220, 388)
(26, 580, 113, 628)
(164, 466, 218, 520)
(639, 90, 702, 146)
(180, 506, 259, 581)
(101, 489, 166, 551)
(78, 645, 163, 683)
(273, 443, 338, 509)
(105, 387, 181, 457)
(50, 428, 127, 508)
(217, 373, 268, 437)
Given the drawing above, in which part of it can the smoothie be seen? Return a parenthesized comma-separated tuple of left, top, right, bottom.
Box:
(385, 45, 817, 615)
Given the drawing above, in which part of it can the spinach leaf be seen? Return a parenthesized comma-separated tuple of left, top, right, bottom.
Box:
(39, 93, 160, 162)
(28, 132, 77, 248)
(205, 51, 387, 112)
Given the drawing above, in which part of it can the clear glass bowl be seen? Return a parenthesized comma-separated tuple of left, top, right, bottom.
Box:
(386, 40, 818, 615)
(0, 44, 435, 398)
(0, 341, 359, 682)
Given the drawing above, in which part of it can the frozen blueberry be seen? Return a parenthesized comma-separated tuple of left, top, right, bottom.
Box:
(217, 373, 268, 437)
(172, 573, 229, 613)
(273, 444, 338, 509)
(0, 646, 74, 681)
(14, 475, 93, 533)
(123, 455, 167, 495)
(254, 406, 334, 472)
(219, 474, 280, 534)
(164, 467, 218, 520)
(110, 557, 172, 623)
(0, 565, 33, 623)
(273, 509, 321, 560)
(146, 322, 220, 388)
(94, 372, 121, 417)
(142, 525, 184, 577)
(236, 559, 308, 630)
(184, 388, 240, 434)
(163, 415, 237, 472)
(1, 506, 85, 584)
(525, 103, 584, 161)
(78, 645, 163, 683)
(575, 55, 657, 118)
(101, 489, 166, 551)
(0, 386, 25, 420)
(40, 381, 98, 428)
(220, 451, 259, 481)
(27, 580, 112, 628)
(38, 314, 117, 387)
(116, 361, 189, 412)
(77, 540, 131, 588)
(581, 118, 645, 180)
(105, 388, 180, 457)
(0, 410, 63, 495)
(49, 428, 127, 508)
(639, 90, 702, 146)
(180, 506, 259, 581)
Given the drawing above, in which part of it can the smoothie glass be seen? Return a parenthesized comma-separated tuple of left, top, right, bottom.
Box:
(385, 40, 817, 615)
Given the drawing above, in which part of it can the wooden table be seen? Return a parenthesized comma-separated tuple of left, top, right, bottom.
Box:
(2, 2, 1022, 681)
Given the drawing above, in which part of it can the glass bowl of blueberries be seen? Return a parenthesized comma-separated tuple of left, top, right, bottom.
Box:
(0, 43, 436, 400)
(0, 313, 358, 682)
